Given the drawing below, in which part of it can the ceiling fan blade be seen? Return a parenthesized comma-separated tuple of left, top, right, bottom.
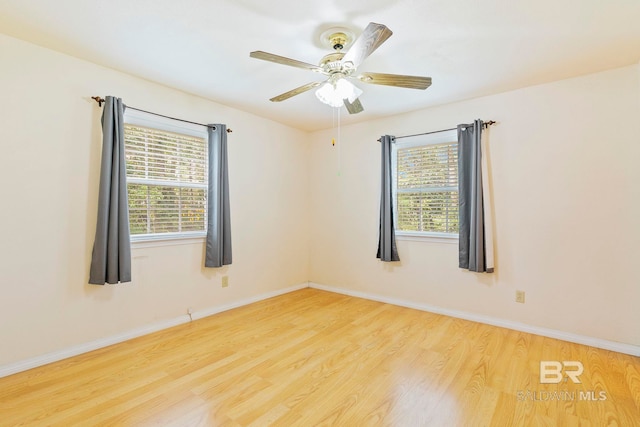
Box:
(269, 81, 323, 102)
(356, 72, 432, 90)
(342, 23, 393, 68)
(250, 51, 323, 72)
(344, 97, 364, 114)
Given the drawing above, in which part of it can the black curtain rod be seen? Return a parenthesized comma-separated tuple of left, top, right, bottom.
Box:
(91, 96, 232, 133)
(379, 120, 496, 142)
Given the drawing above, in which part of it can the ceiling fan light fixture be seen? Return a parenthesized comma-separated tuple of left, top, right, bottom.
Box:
(315, 78, 362, 108)
(336, 78, 362, 103)
(315, 83, 342, 108)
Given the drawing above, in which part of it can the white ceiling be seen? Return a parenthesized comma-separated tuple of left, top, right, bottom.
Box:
(1, 0, 639, 131)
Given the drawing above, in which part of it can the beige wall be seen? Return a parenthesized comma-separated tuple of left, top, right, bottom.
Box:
(308, 64, 640, 347)
(0, 34, 310, 366)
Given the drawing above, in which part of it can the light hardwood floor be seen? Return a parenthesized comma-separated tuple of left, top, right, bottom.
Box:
(1, 288, 639, 426)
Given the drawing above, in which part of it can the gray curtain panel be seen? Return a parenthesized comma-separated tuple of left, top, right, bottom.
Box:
(205, 124, 232, 267)
(89, 96, 132, 284)
(376, 135, 400, 262)
(457, 119, 492, 273)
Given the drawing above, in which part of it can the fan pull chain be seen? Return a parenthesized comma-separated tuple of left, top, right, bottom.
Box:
(332, 107, 336, 146)
(329, 107, 342, 175)
(337, 107, 342, 176)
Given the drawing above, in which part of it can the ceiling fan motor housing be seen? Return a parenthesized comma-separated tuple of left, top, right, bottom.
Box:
(316, 28, 358, 76)
(319, 51, 355, 76)
(319, 52, 345, 70)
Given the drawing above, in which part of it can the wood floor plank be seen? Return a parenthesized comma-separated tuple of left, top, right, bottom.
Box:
(1, 288, 638, 426)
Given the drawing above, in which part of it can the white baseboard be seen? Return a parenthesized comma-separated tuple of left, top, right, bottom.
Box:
(4, 281, 636, 379)
(309, 282, 640, 357)
(0, 283, 308, 379)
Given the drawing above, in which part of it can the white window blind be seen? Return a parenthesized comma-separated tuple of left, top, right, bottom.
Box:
(395, 140, 459, 234)
(124, 124, 207, 239)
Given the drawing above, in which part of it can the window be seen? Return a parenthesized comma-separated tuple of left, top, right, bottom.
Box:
(124, 110, 208, 242)
(393, 130, 459, 239)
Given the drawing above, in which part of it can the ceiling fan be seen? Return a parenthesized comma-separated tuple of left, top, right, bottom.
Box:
(249, 22, 432, 115)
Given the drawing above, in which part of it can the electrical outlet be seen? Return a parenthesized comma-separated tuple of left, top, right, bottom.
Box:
(222, 276, 229, 288)
(515, 290, 525, 304)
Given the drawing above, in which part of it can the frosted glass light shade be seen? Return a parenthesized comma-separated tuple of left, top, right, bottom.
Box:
(315, 79, 362, 108)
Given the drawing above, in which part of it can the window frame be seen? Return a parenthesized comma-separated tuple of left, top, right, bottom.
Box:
(123, 108, 208, 245)
(392, 129, 459, 243)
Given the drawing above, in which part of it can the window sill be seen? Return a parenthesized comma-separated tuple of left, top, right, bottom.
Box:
(395, 231, 458, 244)
(131, 234, 206, 249)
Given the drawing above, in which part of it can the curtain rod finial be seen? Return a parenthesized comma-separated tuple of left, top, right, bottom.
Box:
(91, 96, 105, 107)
